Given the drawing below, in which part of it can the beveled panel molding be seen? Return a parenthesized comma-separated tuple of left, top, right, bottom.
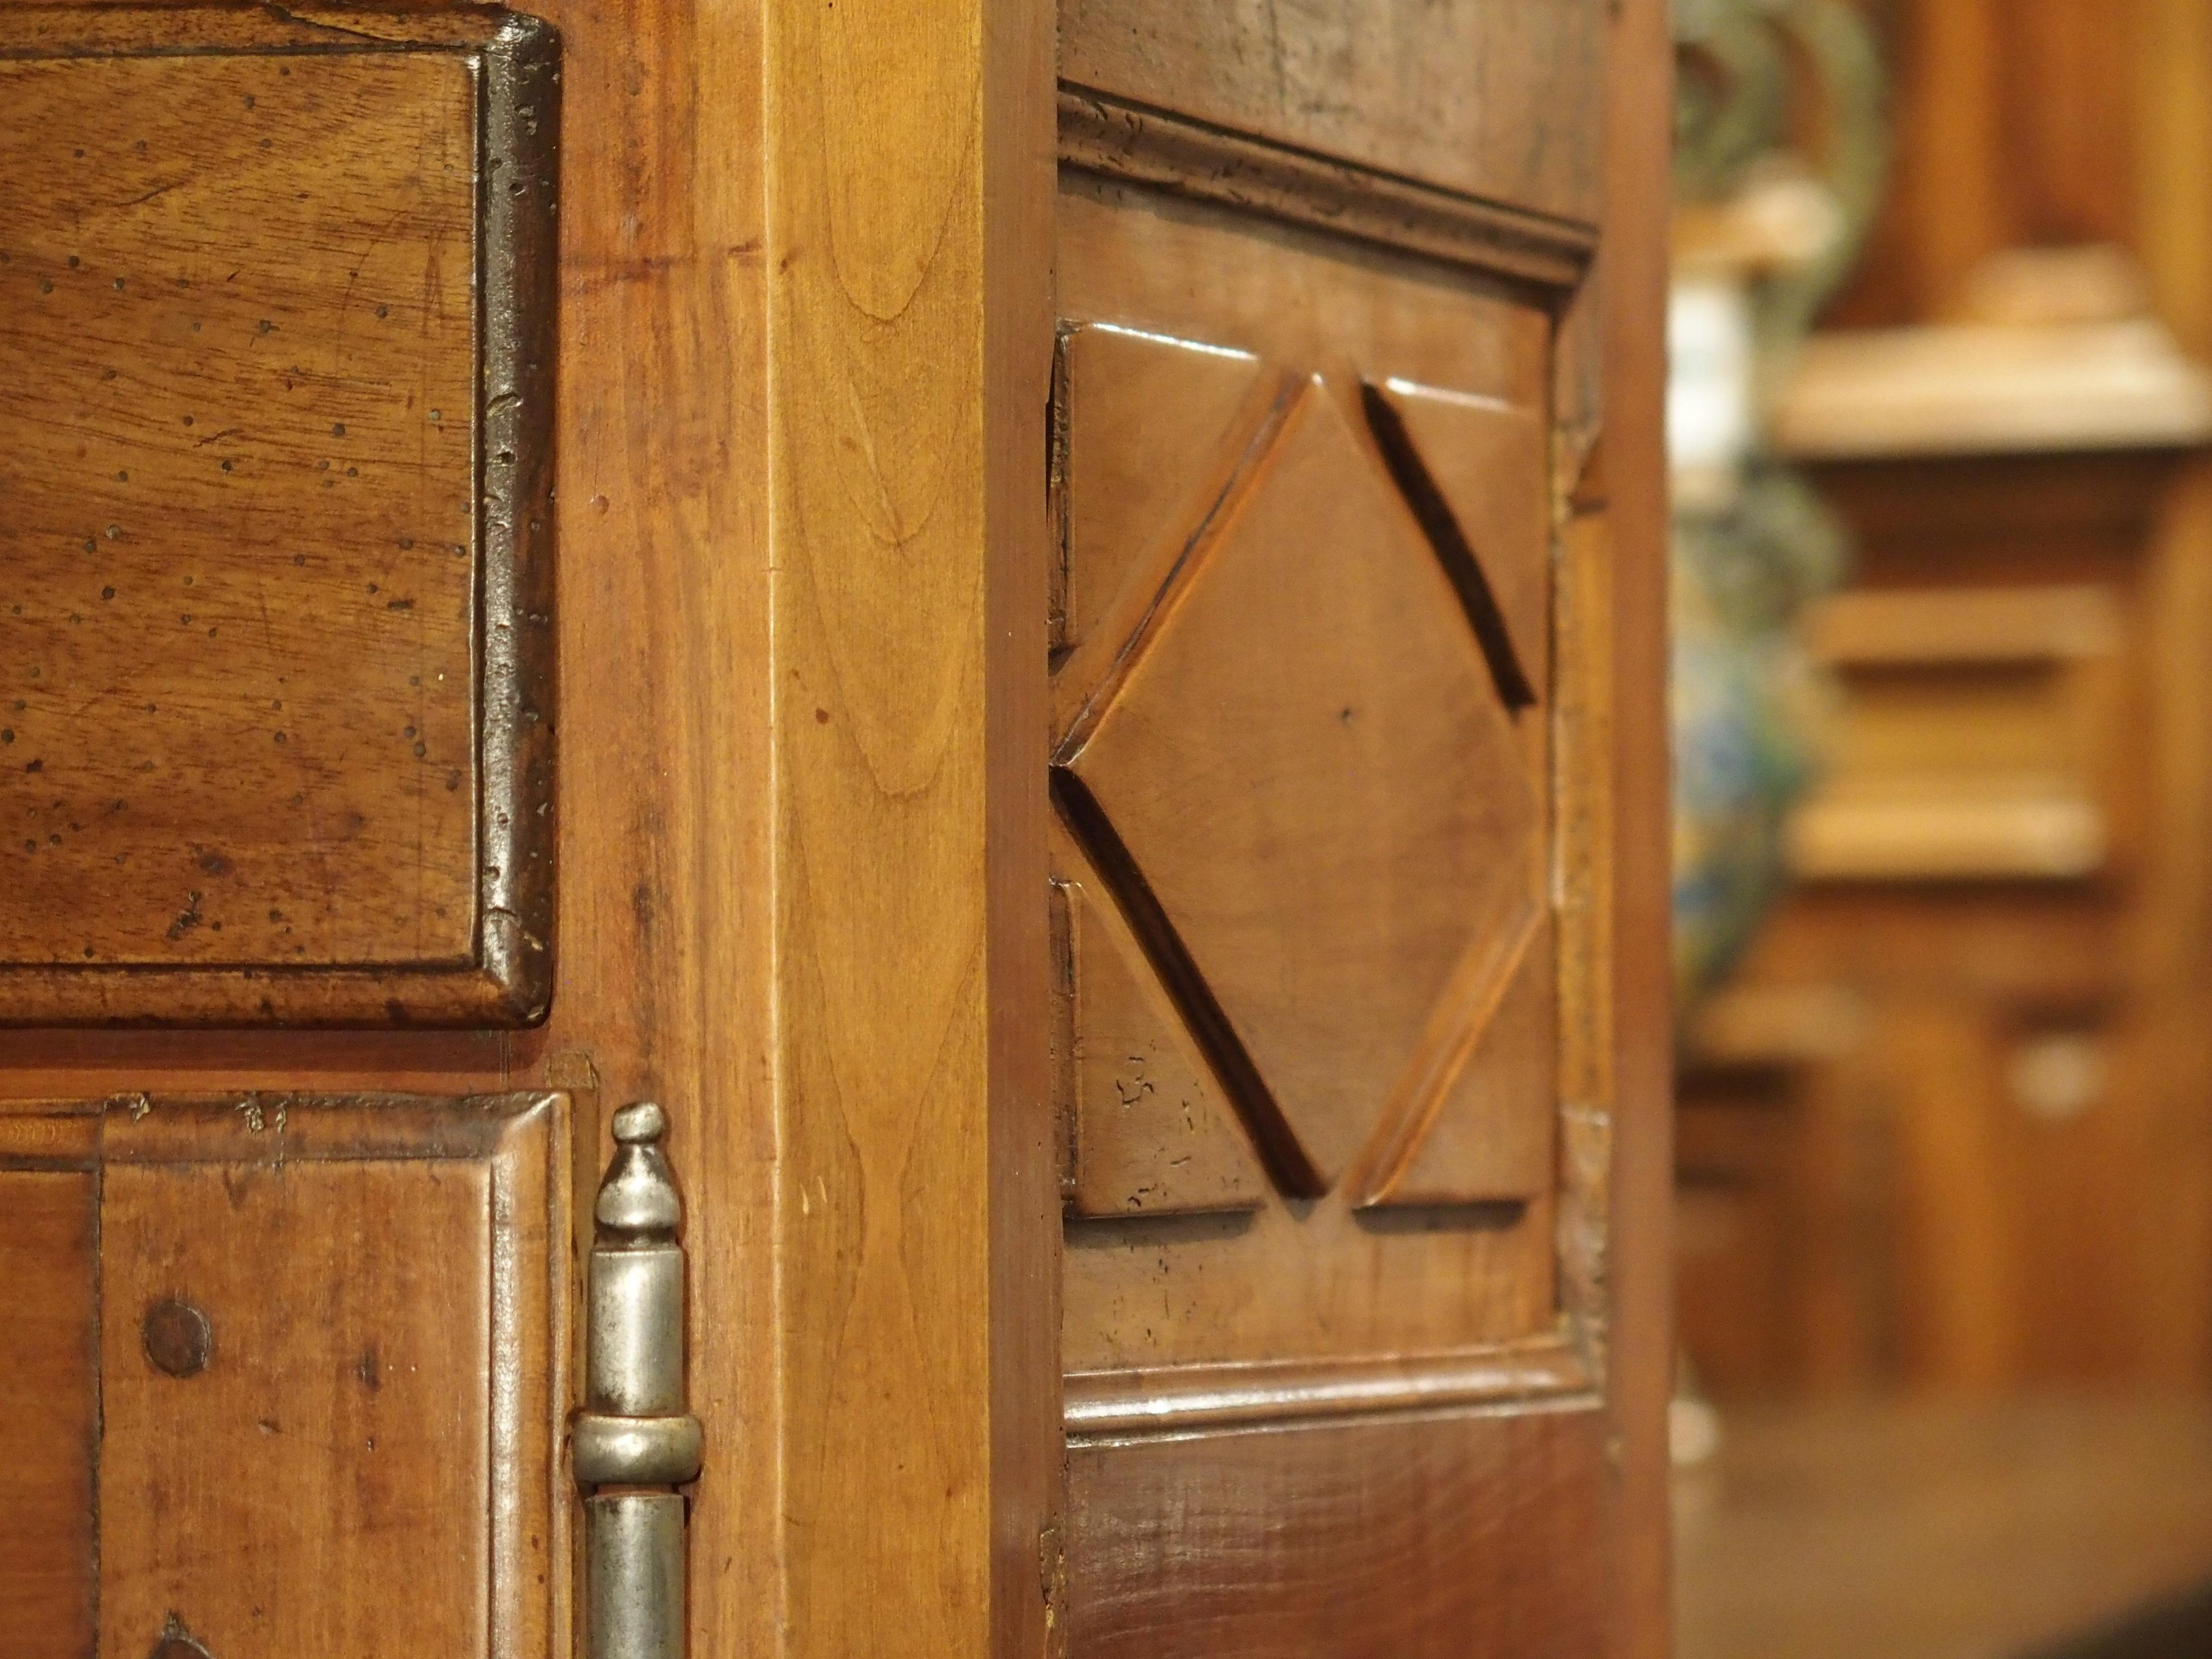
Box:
(1058, 89, 1599, 289)
(0, 5, 558, 1026)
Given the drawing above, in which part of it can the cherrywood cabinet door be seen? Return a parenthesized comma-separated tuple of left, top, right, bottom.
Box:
(0, 0, 1667, 1654)
(1042, 5, 1673, 1653)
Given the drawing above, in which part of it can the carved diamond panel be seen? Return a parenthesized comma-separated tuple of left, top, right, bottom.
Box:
(1059, 373, 1545, 1197)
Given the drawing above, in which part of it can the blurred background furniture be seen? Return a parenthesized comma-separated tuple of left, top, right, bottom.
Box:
(1673, 1, 2212, 1654)
(1676, 0, 2212, 1406)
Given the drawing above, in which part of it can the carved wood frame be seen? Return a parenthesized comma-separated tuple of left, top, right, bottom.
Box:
(0, 6, 559, 1029)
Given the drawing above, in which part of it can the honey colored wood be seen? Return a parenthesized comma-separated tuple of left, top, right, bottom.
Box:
(1055, 91, 1599, 290)
(1377, 379, 1554, 693)
(1063, 1337, 1593, 1435)
(1059, 0, 1607, 224)
(1046, 214, 1568, 1400)
(103, 1159, 493, 1656)
(0, 7, 557, 1026)
(1063, 1406, 1608, 1659)
(3, 50, 473, 964)
(1062, 1176, 1556, 1377)
(0, 0, 1668, 1650)
(1594, 0, 1677, 1646)
(0, 1171, 95, 1659)
(1383, 923, 1558, 1208)
(764, 0, 1056, 1650)
(0, 0, 778, 1645)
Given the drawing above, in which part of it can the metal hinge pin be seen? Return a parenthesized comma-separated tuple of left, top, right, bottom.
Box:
(575, 1101, 702, 1659)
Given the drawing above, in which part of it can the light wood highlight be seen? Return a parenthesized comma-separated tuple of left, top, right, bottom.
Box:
(765, 0, 1055, 1648)
(1063, 1336, 1592, 1434)
(1052, 321, 1262, 658)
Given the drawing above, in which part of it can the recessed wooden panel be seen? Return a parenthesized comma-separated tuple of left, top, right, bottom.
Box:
(0, 1170, 96, 1659)
(103, 1159, 492, 1657)
(1062, 1405, 1607, 1659)
(0, 8, 558, 1026)
(0, 1091, 570, 1659)
(1049, 186, 1579, 1419)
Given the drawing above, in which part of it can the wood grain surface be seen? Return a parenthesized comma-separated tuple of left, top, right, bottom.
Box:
(1052, 319, 1263, 660)
(0, 0, 774, 1631)
(101, 1157, 494, 1658)
(1041, 23, 1670, 1631)
(0, 1, 1675, 1653)
(2, 51, 476, 966)
(1063, 1405, 1608, 1658)
(0, 1171, 96, 1659)
(1063, 376, 1546, 1195)
(1059, 0, 1607, 225)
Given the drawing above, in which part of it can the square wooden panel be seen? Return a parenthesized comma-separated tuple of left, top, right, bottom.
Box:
(0, 1090, 573, 1659)
(0, 6, 557, 1026)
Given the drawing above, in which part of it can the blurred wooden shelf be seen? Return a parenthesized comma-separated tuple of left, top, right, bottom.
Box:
(1676, 1398, 2212, 1659)
(1774, 322, 2212, 460)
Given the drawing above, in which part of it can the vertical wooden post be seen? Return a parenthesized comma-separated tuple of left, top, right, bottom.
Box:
(764, 0, 1056, 1652)
(1599, 0, 1676, 1652)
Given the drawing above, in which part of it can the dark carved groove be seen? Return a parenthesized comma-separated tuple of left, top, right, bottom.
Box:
(1050, 767, 1327, 1198)
(1359, 381, 1539, 712)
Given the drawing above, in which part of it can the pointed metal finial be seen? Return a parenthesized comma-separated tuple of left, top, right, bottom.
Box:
(596, 1100, 680, 1238)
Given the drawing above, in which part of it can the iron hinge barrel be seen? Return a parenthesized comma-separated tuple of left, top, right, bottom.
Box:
(576, 1102, 701, 1659)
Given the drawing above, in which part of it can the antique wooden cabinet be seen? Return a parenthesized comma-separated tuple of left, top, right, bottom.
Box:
(0, 1, 1670, 1655)
(1677, 319, 2212, 1395)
